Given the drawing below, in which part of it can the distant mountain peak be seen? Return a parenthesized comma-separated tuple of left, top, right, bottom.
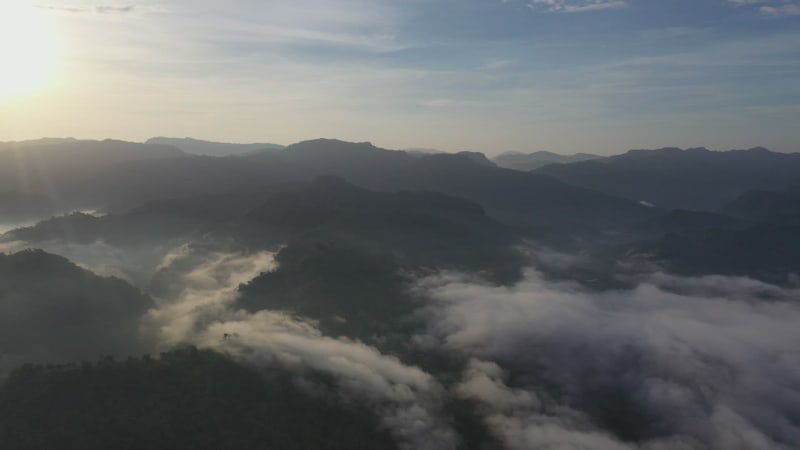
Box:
(685, 147, 712, 153)
(625, 146, 779, 156)
(0, 137, 78, 148)
(456, 151, 496, 167)
(287, 138, 379, 151)
(492, 150, 602, 171)
(537, 145, 800, 210)
(146, 137, 284, 156)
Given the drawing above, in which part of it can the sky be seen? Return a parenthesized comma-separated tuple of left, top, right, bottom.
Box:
(0, 0, 798, 155)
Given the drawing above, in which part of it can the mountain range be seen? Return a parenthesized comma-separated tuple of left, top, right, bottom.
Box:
(535, 146, 800, 210)
(146, 137, 284, 157)
(492, 150, 603, 171)
(2, 137, 800, 450)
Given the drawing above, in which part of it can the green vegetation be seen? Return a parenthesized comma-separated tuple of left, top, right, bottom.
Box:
(0, 249, 153, 365)
(238, 244, 418, 340)
(0, 347, 397, 450)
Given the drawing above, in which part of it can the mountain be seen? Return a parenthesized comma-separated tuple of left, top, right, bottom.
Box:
(628, 186, 800, 284)
(637, 209, 747, 236)
(402, 147, 444, 157)
(237, 244, 416, 340)
(379, 153, 655, 233)
(0, 139, 187, 211)
(279, 138, 412, 175)
(5, 177, 528, 287)
(239, 176, 527, 282)
(635, 214, 800, 285)
(0, 249, 153, 370)
(493, 150, 603, 171)
(146, 137, 284, 157)
(1, 210, 201, 247)
(535, 147, 800, 210)
(4, 135, 800, 450)
(0, 182, 315, 246)
(722, 187, 800, 221)
(455, 151, 496, 167)
(0, 191, 54, 223)
(276, 139, 654, 232)
(93, 138, 654, 235)
(0, 348, 397, 450)
(0, 138, 78, 149)
(0, 140, 185, 181)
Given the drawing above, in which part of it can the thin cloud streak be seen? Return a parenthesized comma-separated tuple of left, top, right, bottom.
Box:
(7, 0, 799, 153)
(528, 0, 627, 13)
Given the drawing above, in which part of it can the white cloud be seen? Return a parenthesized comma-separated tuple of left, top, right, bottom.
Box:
(727, 0, 800, 17)
(528, 0, 627, 13)
(35, 2, 167, 16)
(144, 246, 460, 450)
(760, 3, 800, 16)
(728, 0, 771, 5)
(418, 269, 800, 449)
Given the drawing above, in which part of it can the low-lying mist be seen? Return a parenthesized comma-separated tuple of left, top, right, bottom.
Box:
(126, 243, 800, 450)
(418, 269, 800, 449)
(142, 245, 460, 450)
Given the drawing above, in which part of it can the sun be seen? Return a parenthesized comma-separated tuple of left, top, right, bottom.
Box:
(0, 0, 59, 100)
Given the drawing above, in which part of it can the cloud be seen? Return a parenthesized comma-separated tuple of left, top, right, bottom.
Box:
(178, 0, 404, 53)
(760, 3, 800, 17)
(452, 358, 631, 450)
(728, 0, 771, 4)
(144, 246, 460, 450)
(200, 315, 459, 450)
(35, 4, 142, 14)
(95, 5, 135, 14)
(7, 231, 800, 448)
(528, 0, 628, 13)
(727, 0, 800, 17)
(417, 269, 800, 449)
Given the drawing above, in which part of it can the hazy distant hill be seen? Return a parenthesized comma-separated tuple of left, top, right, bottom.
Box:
(536, 147, 800, 210)
(146, 137, 284, 157)
(277, 139, 654, 232)
(241, 176, 526, 281)
(86, 138, 654, 235)
(637, 209, 747, 236)
(279, 139, 412, 176)
(1, 175, 523, 268)
(0, 191, 54, 223)
(722, 186, 800, 221)
(0, 249, 153, 368)
(0, 138, 655, 236)
(1, 209, 204, 248)
(0, 139, 187, 211)
(380, 152, 654, 233)
(14, 176, 527, 282)
(618, 186, 800, 284)
(456, 151, 496, 167)
(637, 214, 800, 285)
(0, 138, 78, 149)
(402, 147, 444, 157)
(493, 150, 602, 171)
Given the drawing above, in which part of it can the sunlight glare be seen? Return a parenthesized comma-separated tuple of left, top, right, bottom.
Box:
(0, 0, 59, 100)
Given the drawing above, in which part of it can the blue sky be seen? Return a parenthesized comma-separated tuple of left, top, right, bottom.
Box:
(1, 0, 798, 154)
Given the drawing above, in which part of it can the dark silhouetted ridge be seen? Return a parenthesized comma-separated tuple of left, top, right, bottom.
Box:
(536, 146, 800, 210)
